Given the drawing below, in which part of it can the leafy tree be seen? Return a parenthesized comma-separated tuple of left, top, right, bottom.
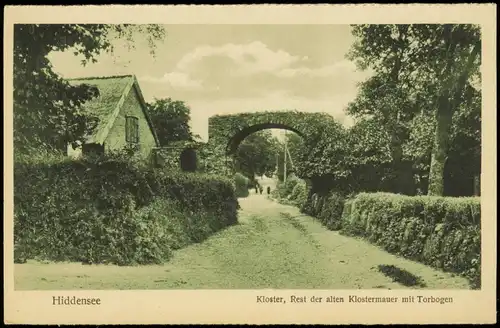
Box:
(146, 98, 198, 145)
(14, 24, 166, 154)
(403, 86, 481, 196)
(290, 115, 350, 194)
(344, 118, 397, 193)
(347, 24, 481, 195)
(234, 130, 280, 180)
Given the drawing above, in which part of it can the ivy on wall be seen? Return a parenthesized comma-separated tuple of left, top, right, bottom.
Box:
(153, 110, 350, 187)
(152, 140, 203, 171)
(206, 110, 348, 179)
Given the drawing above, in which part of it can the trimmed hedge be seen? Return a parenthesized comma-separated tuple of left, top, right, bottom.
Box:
(14, 154, 238, 266)
(306, 191, 481, 288)
(317, 193, 345, 230)
(340, 193, 481, 287)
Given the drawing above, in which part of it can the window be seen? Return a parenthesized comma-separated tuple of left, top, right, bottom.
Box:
(125, 116, 139, 144)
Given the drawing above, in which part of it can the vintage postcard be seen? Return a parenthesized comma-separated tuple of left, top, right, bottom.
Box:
(4, 4, 497, 325)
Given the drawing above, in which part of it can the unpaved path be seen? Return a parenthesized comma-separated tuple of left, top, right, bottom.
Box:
(14, 193, 470, 290)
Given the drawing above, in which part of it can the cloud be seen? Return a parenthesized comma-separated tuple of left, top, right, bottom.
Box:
(275, 60, 367, 79)
(136, 42, 372, 101)
(175, 41, 307, 77)
(140, 72, 203, 89)
(139, 41, 312, 94)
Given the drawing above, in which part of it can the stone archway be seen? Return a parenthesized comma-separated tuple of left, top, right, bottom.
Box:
(206, 110, 338, 178)
(207, 111, 320, 156)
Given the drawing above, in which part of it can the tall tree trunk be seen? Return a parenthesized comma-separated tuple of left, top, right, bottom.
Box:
(428, 93, 453, 196)
(389, 125, 407, 194)
(428, 36, 480, 196)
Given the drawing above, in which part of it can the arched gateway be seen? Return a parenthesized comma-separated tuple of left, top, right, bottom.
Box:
(152, 110, 340, 178)
(206, 110, 336, 176)
(208, 111, 319, 155)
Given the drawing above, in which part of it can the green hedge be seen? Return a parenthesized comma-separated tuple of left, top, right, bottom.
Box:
(303, 192, 324, 217)
(14, 154, 238, 266)
(303, 191, 481, 288)
(289, 181, 308, 208)
(272, 176, 299, 198)
(270, 177, 309, 209)
(282, 176, 300, 196)
(317, 193, 345, 230)
(271, 181, 286, 198)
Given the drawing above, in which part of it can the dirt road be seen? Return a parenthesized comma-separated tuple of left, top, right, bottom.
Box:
(14, 193, 470, 290)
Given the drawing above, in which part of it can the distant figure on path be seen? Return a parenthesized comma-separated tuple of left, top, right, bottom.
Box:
(259, 186, 263, 194)
(267, 186, 271, 195)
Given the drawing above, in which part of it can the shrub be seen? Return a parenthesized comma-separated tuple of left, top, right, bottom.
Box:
(339, 193, 481, 288)
(14, 154, 238, 265)
(301, 192, 315, 215)
(289, 180, 308, 208)
(282, 175, 300, 197)
(303, 192, 328, 217)
(269, 177, 310, 210)
(275, 181, 288, 198)
(273, 176, 302, 199)
(146, 168, 238, 222)
(317, 193, 345, 230)
(234, 172, 250, 198)
(15, 146, 69, 166)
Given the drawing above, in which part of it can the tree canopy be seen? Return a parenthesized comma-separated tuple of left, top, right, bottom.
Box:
(234, 130, 280, 180)
(146, 98, 198, 146)
(345, 24, 481, 196)
(265, 25, 481, 197)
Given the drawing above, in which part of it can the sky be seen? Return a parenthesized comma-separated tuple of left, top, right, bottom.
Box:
(48, 24, 372, 141)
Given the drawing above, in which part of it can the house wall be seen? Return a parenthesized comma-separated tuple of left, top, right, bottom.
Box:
(105, 85, 157, 160)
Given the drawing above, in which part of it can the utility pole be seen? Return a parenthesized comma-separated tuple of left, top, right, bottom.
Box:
(275, 152, 279, 178)
(286, 146, 294, 171)
(283, 130, 287, 183)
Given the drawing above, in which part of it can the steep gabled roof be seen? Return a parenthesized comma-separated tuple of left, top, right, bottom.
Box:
(67, 74, 160, 147)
